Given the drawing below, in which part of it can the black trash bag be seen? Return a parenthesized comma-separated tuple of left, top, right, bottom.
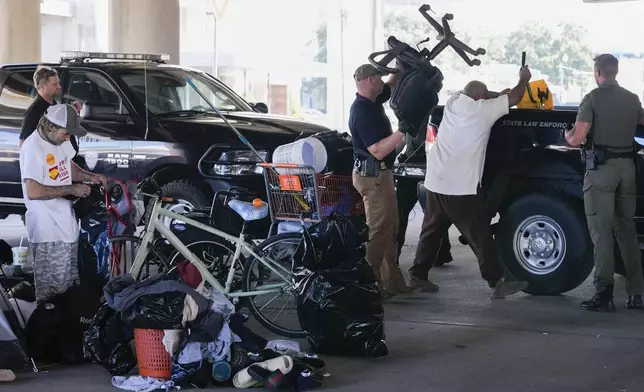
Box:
(294, 221, 388, 358)
(83, 304, 136, 376)
(305, 213, 369, 270)
(57, 283, 105, 364)
(121, 291, 186, 330)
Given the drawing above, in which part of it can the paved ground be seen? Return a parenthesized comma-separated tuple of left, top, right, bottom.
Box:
(4, 209, 644, 392)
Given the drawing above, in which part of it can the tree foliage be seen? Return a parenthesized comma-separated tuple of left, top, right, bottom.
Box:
(495, 22, 594, 85)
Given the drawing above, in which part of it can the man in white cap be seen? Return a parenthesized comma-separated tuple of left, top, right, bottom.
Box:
(19, 104, 107, 303)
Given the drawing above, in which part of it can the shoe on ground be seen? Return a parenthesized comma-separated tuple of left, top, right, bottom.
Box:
(491, 277, 528, 299)
(0, 369, 15, 382)
(409, 276, 440, 293)
(626, 295, 643, 309)
(580, 295, 616, 312)
(233, 356, 294, 389)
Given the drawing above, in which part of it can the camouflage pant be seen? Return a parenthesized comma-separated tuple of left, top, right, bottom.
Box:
(30, 241, 79, 303)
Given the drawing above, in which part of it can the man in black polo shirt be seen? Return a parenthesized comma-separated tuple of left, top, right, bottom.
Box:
(19, 65, 82, 157)
(350, 64, 416, 298)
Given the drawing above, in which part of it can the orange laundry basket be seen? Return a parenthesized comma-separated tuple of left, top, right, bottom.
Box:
(133, 328, 172, 379)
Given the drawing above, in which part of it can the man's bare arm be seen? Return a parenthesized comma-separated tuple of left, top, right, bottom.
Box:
(385, 72, 399, 89)
(565, 121, 591, 147)
(71, 161, 93, 182)
(24, 178, 74, 200)
(367, 131, 405, 161)
(18, 139, 25, 149)
(507, 80, 530, 107)
(486, 89, 511, 99)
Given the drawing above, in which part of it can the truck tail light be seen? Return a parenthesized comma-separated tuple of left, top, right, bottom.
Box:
(426, 123, 438, 144)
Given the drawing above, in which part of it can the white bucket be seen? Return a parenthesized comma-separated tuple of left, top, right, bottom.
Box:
(11, 246, 28, 266)
(272, 137, 328, 174)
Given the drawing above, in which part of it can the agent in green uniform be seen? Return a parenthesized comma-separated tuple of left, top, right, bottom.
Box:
(565, 54, 644, 312)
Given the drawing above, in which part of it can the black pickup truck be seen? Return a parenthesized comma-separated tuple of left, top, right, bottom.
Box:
(0, 51, 347, 238)
(396, 105, 644, 295)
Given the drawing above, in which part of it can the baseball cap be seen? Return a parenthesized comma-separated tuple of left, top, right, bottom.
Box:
(353, 64, 388, 82)
(44, 104, 87, 137)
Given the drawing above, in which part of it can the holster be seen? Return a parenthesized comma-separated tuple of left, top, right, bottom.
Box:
(354, 149, 381, 178)
(581, 144, 636, 171)
(581, 147, 597, 171)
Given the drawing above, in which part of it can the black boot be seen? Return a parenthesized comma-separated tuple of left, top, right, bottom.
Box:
(626, 295, 643, 309)
(580, 285, 616, 312)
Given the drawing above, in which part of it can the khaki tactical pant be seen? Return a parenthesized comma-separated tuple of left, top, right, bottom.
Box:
(584, 158, 644, 296)
(353, 170, 408, 293)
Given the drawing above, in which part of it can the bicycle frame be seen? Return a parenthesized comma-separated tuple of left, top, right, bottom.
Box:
(129, 196, 294, 298)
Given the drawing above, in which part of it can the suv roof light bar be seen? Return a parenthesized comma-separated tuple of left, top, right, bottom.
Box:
(59, 51, 170, 63)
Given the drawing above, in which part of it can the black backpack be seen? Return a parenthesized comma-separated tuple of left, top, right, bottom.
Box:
(26, 282, 103, 364)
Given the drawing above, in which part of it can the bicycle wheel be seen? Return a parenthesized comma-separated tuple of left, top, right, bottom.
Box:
(108, 235, 171, 280)
(166, 227, 245, 295)
(242, 232, 305, 338)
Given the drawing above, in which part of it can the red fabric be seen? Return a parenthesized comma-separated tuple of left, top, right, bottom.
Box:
(178, 261, 203, 288)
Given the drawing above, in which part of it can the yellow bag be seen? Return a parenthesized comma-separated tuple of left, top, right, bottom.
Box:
(517, 79, 554, 110)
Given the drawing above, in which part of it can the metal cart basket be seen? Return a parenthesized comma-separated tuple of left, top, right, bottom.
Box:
(259, 163, 364, 223)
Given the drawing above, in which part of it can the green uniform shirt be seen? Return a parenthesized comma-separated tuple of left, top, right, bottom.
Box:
(576, 80, 642, 149)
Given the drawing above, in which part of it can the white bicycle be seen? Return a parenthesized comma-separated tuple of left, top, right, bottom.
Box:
(112, 172, 306, 338)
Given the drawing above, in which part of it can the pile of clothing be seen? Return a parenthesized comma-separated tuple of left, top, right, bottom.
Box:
(84, 261, 328, 391)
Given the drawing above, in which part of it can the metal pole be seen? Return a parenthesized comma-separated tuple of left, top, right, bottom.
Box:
(213, 13, 219, 78)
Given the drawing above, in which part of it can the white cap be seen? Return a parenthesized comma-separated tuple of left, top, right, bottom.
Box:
(44, 104, 87, 137)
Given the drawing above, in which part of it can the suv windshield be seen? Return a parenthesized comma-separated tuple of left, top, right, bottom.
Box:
(112, 68, 252, 115)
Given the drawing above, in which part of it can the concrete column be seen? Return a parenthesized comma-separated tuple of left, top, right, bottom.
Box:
(326, 0, 383, 132)
(0, 0, 41, 64)
(109, 0, 180, 64)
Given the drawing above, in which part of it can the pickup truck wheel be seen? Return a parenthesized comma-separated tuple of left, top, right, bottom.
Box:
(496, 193, 593, 295)
(146, 180, 210, 228)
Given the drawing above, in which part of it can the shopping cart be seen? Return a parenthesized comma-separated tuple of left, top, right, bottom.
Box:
(259, 163, 364, 225)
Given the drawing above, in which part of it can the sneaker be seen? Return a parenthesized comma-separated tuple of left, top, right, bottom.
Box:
(581, 294, 616, 312)
(409, 276, 440, 293)
(0, 369, 15, 382)
(626, 295, 643, 310)
(491, 277, 528, 299)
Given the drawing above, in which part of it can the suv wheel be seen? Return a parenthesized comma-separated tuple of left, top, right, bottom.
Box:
(496, 193, 593, 295)
(150, 180, 210, 227)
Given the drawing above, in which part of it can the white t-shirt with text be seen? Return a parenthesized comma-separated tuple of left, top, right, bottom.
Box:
(20, 132, 79, 243)
(424, 92, 510, 196)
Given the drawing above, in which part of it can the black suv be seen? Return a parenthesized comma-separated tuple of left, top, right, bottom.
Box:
(0, 52, 343, 237)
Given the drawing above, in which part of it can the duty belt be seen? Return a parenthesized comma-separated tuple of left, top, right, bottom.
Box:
(603, 150, 635, 160)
